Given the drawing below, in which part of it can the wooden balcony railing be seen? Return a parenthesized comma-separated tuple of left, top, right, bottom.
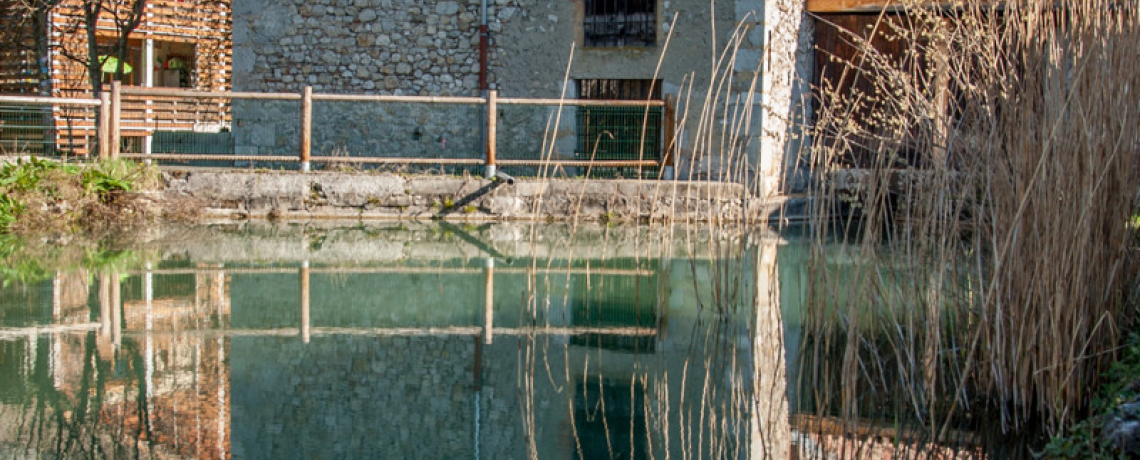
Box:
(119, 91, 231, 134)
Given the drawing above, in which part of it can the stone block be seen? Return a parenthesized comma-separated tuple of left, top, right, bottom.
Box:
(408, 177, 466, 196)
(734, 48, 763, 72)
(249, 124, 276, 147)
(436, 1, 459, 15)
(316, 173, 407, 206)
(512, 182, 548, 197)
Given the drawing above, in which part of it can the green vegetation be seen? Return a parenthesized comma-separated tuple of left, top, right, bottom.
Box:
(0, 232, 149, 287)
(0, 157, 160, 233)
(1042, 331, 1140, 458)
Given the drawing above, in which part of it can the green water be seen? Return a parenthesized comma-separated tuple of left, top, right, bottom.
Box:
(0, 222, 999, 459)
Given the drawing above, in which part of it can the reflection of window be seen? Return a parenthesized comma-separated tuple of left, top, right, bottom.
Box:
(574, 377, 648, 460)
(584, 0, 656, 47)
(568, 258, 659, 353)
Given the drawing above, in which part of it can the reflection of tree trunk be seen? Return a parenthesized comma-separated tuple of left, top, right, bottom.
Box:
(751, 244, 790, 459)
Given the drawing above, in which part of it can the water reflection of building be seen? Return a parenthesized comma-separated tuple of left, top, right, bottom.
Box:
(117, 264, 232, 460)
(0, 265, 233, 459)
(0, 226, 800, 459)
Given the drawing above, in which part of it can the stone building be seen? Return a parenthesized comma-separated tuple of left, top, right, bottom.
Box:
(231, 0, 814, 194)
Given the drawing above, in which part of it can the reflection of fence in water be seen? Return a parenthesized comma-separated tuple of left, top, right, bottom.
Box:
(108, 262, 659, 339)
(567, 258, 661, 353)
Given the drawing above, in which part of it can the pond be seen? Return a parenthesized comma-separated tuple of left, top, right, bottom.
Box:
(0, 222, 1007, 459)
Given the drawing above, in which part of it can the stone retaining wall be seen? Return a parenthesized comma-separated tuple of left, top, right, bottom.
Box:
(161, 170, 779, 222)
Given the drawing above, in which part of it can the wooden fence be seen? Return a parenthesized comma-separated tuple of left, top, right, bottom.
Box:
(0, 83, 678, 176)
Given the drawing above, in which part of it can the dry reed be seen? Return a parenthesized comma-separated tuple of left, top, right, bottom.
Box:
(802, 0, 1140, 445)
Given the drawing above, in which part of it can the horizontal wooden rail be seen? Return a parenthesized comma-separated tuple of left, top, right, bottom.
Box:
(119, 87, 299, 100)
(500, 97, 665, 107)
(120, 153, 298, 162)
(312, 94, 486, 104)
(317, 156, 483, 165)
(0, 95, 101, 106)
(114, 87, 665, 107)
(498, 159, 661, 167)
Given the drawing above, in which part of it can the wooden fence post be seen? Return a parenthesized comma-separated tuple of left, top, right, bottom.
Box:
(663, 94, 676, 180)
(99, 92, 111, 160)
(485, 90, 497, 178)
(110, 82, 121, 160)
(300, 86, 313, 172)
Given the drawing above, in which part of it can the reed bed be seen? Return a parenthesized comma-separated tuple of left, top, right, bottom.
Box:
(802, 0, 1140, 447)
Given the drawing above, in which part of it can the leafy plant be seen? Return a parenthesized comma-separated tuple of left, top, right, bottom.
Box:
(0, 158, 158, 233)
(80, 159, 140, 195)
(0, 156, 74, 192)
(0, 195, 24, 231)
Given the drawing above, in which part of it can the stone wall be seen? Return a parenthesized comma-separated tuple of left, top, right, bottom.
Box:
(230, 335, 478, 459)
(231, 0, 816, 189)
(160, 170, 786, 222)
(234, 0, 503, 95)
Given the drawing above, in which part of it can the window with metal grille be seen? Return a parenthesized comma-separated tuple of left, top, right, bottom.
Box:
(583, 0, 656, 47)
(576, 79, 662, 179)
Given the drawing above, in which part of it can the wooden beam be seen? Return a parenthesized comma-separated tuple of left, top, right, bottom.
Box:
(808, 0, 896, 13)
(807, 0, 978, 13)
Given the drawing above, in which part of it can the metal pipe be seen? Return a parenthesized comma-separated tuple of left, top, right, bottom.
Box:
(478, 26, 489, 91)
(479, 0, 488, 90)
(493, 170, 516, 185)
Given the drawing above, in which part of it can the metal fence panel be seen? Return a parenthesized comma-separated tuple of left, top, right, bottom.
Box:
(310, 100, 484, 174)
(0, 104, 98, 160)
(576, 106, 662, 179)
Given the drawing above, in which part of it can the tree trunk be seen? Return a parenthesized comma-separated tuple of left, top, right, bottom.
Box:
(84, 2, 103, 98)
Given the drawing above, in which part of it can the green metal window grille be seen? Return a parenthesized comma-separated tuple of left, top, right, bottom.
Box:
(575, 106, 662, 179)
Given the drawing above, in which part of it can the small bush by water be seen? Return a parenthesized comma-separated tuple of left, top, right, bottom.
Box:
(0, 157, 161, 233)
(1042, 330, 1140, 458)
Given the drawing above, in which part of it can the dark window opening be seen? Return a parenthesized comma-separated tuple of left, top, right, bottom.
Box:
(584, 0, 656, 47)
(576, 79, 662, 179)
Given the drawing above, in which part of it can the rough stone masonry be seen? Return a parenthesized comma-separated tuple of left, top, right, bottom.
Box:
(231, 0, 815, 193)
